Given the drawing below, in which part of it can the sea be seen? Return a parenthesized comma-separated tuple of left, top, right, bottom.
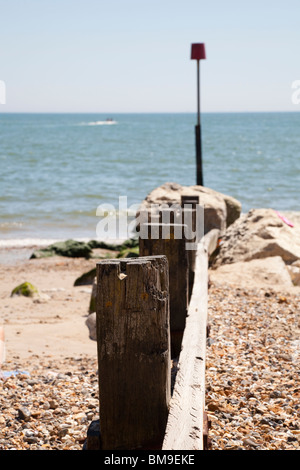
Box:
(0, 112, 299, 250)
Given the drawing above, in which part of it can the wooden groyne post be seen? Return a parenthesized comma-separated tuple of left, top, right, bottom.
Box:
(95, 255, 171, 450)
(180, 195, 201, 297)
(138, 198, 203, 357)
(139, 222, 189, 358)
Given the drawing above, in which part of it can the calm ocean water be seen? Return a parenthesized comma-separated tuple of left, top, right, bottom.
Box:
(0, 112, 299, 244)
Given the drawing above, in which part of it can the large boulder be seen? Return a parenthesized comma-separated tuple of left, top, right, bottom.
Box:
(139, 182, 241, 234)
(212, 208, 300, 268)
(209, 256, 294, 289)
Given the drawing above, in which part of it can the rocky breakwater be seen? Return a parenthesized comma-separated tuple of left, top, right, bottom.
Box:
(139, 182, 242, 234)
(84, 183, 242, 342)
(210, 208, 300, 289)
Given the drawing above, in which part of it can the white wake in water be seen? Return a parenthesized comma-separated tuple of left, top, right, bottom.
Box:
(79, 120, 117, 126)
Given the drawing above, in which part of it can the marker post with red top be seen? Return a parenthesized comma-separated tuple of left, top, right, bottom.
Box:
(191, 43, 206, 186)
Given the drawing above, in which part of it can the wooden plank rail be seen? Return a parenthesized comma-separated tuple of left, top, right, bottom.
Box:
(162, 228, 220, 450)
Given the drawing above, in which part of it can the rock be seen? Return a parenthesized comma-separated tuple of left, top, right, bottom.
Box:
(287, 264, 300, 286)
(85, 312, 96, 341)
(74, 268, 96, 286)
(88, 238, 139, 252)
(139, 182, 241, 234)
(17, 407, 31, 422)
(209, 256, 294, 289)
(30, 237, 139, 260)
(223, 194, 242, 228)
(207, 401, 223, 412)
(243, 438, 259, 448)
(73, 412, 87, 423)
(118, 238, 139, 250)
(30, 239, 93, 259)
(11, 282, 38, 298)
(212, 208, 300, 267)
(87, 240, 119, 250)
(57, 425, 69, 438)
(32, 293, 51, 303)
(88, 278, 97, 314)
(73, 239, 139, 286)
(24, 436, 39, 444)
(117, 245, 139, 258)
(287, 436, 298, 443)
(291, 259, 300, 268)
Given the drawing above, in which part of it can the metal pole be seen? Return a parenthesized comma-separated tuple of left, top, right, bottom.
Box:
(195, 59, 203, 186)
(197, 60, 200, 126)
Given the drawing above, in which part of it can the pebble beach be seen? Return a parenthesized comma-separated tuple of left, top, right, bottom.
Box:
(0, 356, 99, 450)
(206, 281, 300, 450)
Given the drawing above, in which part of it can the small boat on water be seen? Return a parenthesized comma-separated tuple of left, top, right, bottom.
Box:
(82, 118, 117, 126)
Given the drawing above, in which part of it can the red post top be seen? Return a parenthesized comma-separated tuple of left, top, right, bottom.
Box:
(191, 43, 206, 60)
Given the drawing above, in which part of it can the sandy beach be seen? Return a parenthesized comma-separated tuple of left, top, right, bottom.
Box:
(0, 248, 100, 362)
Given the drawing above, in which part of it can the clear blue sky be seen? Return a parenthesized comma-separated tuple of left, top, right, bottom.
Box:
(0, 0, 299, 113)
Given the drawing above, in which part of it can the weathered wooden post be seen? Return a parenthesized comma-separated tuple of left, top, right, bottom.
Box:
(96, 255, 171, 450)
(139, 222, 189, 358)
(181, 195, 199, 207)
(181, 195, 200, 297)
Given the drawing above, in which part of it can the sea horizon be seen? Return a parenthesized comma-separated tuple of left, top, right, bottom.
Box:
(1, 110, 300, 115)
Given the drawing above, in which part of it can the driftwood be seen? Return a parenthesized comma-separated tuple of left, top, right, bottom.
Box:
(162, 229, 219, 450)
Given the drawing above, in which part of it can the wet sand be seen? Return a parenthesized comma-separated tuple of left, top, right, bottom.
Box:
(0, 250, 99, 362)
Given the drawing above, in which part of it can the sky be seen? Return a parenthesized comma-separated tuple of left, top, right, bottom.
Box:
(0, 0, 299, 113)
